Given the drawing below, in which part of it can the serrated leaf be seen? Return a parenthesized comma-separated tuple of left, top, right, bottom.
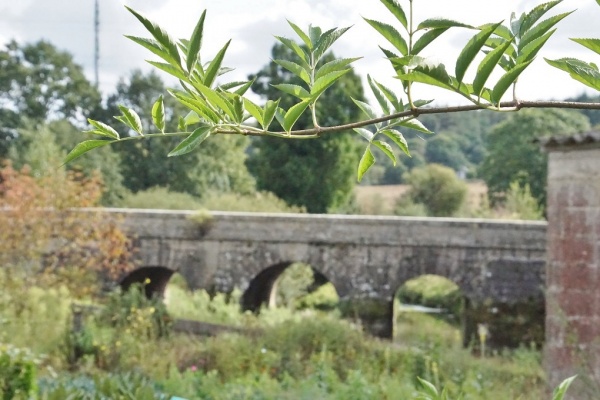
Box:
(354, 128, 374, 142)
(275, 59, 311, 84)
(169, 89, 221, 123)
(151, 95, 165, 132)
(243, 98, 264, 127)
(357, 146, 375, 182)
(511, 12, 525, 37)
(491, 59, 534, 104)
(395, 59, 453, 90)
(263, 99, 280, 130)
(273, 83, 311, 99)
(417, 18, 474, 30)
(364, 18, 408, 55)
(190, 81, 236, 121)
(352, 98, 378, 119)
(479, 23, 513, 41)
(288, 20, 312, 49)
(313, 26, 351, 62)
(368, 75, 391, 115)
(564, 62, 600, 91)
(86, 119, 120, 139)
(474, 38, 515, 96)
(186, 10, 206, 73)
(315, 57, 361, 80)
(311, 70, 349, 99)
(147, 61, 188, 81)
(413, 28, 449, 55)
(275, 36, 309, 63)
(168, 124, 212, 156)
(64, 140, 114, 165)
(552, 375, 577, 400)
(519, 12, 573, 52)
(282, 101, 310, 132)
(309, 25, 322, 47)
(204, 40, 231, 87)
(274, 107, 286, 129)
(373, 140, 396, 165)
(125, 6, 181, 67)
(125, 36, 178, 67)
(380, 0, 407, 30)
(382, 129, 410, 156)
(375, 81, 402, 111)
(517, 28, 555, 64)
(398, 119, 433, 134)
(456, 22, 502, 84)
(572, 38, 600, 56)
(520, 0, 562, 36)
(117, 105, 143, 134)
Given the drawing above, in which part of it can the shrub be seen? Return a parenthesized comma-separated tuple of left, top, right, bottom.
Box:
(200, 190, 305, 213)
(401, 164, 467, 217)
(501, 181, 544, 220)
(0, 344, 39, 400)
(119, 186, 203, 210)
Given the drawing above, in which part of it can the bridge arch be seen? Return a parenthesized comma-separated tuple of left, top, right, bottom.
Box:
(119, 266, 176, 298)
(241, 261, 337, 312)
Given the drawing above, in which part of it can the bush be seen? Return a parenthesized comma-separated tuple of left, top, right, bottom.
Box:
(397, 275, 463, 315)
(401, 164, 467, 217)
(200, 190, 305, 213)
(0, 344, 39, 400)
(501, 181, 544, 220)
(119, 186, 203, 210)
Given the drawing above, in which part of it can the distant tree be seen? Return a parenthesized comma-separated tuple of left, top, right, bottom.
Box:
(424, 134, 469, 171)
(479, 109, 590, 207)
(247, 43, 364, 213)
(402, 164, 467, 217)
(0, 40, 101, 125)
(102, 70, 255, 197)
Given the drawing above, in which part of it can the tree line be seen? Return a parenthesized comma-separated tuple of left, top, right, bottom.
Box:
(1, 38, 596, 214)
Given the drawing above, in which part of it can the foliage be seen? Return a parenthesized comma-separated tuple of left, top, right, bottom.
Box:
(401, 164, 467, 217)
(248, 43, 364, 212)
(397, 275, 463, 316)
(479, 109, 590, 207)
(199, 190, 305, 213)
(119, 186, 203, 210)
(502, 181, 544, 220)
(0, 344, 39, 400)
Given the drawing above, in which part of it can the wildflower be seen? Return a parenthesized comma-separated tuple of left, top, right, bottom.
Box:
(190, 365, 198, 372)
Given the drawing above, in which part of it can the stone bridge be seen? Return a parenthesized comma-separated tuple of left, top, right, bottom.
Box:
(113, 209, 547, 345)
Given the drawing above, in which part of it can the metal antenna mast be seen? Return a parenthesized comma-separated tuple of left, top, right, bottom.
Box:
(94, 0, 100, 87)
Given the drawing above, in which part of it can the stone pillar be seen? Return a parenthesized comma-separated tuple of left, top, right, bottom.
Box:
(544, 133, 600, 399)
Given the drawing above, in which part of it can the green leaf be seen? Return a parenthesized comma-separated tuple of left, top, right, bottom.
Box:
(275, 36, 309, 63)
(146, 61, 188, 81)
(243, 98, 264, 128)
(282, 101, 310, 132)
(352, 98, 378, 119)
(309, 25, 322, 47)
(64, 140, 114, 165)
(357, 146, 375, 182)
(204, 40, 231, 87)
(571, 38, 600, 56)
(368, 75, 391, 115)
(275, 59, 311, 84)
(373, 140, 396, 165)
(491, 59, 534, 104)
(564, 62, 600, 91)
(552, 375, 577, 400)
(519, 12, 573, 52)
(455, 22, 502, 84)
(315, 57, 361, 80)
(168, 125, 212, 156)
(375, 81, 402, 111)
(125, 36, 179, 67)
(169, 89, 221, 123)
(263, 99, 280, 130)
(151, 95, 165, 132)
(382, 129, 410, 156)
(287, 20, 312, 49)
(186, 10, 206, 73)
(517, 29, 556, 64)
(520, 0, 562, 36)
(380, 0, 408, 30)
(313, 27, 351, 62)
(125, 6, 181, 67)
(273, 83, 311, 99)
(354, 128, 374, 142)
(395, 59, 453, 90)
(183, 111, 201, 126)
(311, 70, 349, 99)
(85, 119, 120, 139)
(190, 81, 236, 121)
(398, 118, 433, 134)
(479, 23, 513, 41)
(412, 28, 448, 55)
(117, 105, 143, 134)
(364, 18, 408, 55)
(417, 18, 474, 30)
(473, 38, 515, 96)
(417, 377, 439, 398)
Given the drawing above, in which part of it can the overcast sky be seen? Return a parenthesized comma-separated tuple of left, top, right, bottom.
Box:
(1, 0, 598, 106)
